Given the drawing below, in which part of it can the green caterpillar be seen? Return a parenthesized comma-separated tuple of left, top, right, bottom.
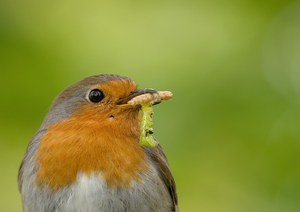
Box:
(139, 104, 159, 147)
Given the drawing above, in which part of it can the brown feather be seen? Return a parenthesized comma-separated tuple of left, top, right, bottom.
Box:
(145, 145, 178, 211)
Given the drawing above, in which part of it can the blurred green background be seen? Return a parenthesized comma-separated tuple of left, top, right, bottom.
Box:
(1, 0, 300, 211)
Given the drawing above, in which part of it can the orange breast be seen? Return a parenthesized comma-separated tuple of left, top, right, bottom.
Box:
(36, 106, 148, 190)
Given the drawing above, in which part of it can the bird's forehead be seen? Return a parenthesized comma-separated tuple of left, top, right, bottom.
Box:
(93, 79, 137, 99)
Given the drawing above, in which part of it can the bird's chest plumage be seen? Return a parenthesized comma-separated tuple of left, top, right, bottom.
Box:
(21, 112, 172, 211)
(36, 107, 147, 189)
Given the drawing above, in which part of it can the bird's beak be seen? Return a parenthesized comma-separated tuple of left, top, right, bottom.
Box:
(117, 89, 161, 105)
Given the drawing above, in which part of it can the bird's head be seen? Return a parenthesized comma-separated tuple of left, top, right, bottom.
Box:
(42, 74, 158, 130)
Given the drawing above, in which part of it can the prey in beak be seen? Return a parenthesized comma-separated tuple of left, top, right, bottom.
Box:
(118, 89, 173, 147)
(118, 89, 172, 106)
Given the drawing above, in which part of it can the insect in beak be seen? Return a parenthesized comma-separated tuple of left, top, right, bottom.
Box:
(117, 89, 161, 106)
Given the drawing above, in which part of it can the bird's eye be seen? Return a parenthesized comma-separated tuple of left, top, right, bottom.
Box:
(88, 89, 104, 103)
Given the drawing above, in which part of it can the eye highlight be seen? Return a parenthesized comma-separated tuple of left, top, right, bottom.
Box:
(88, 89, 104, 103)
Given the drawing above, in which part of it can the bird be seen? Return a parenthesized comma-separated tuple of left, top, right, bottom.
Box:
(18, 74, 178, 212)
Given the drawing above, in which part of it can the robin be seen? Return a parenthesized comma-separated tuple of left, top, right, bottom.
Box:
(18, 74, 178, 212)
